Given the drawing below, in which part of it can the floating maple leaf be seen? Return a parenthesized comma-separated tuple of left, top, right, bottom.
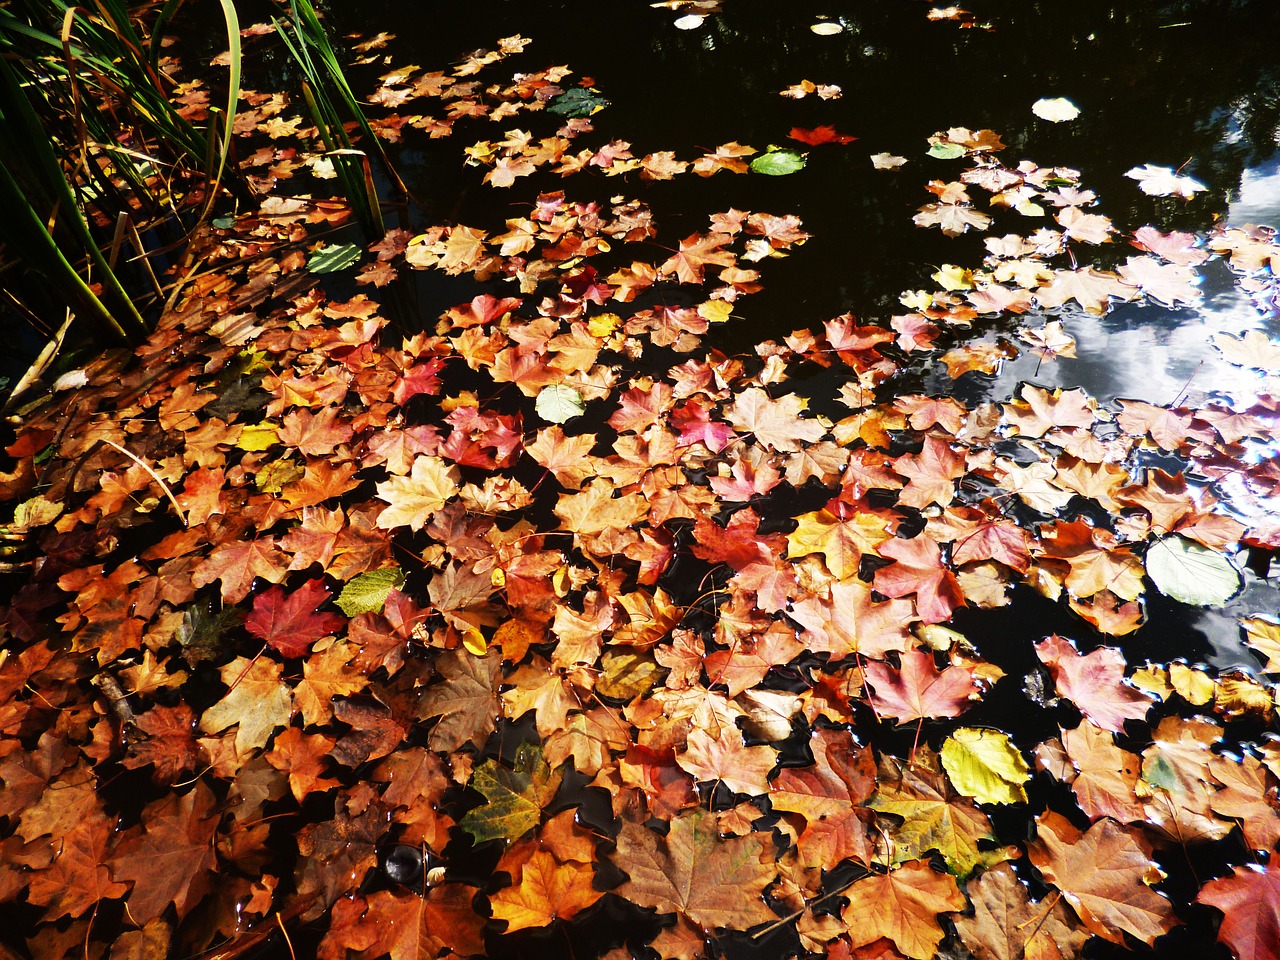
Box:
(864, 649, 978, 723)
(460, 742, 561, 844)
(1030, 811, 1177, 945)
(374, 455, 461, 530)
(614, 809, 777, 931)
(1197, 865, 1280, 960)
(1035, 634, 1153, 733)
(841, 860, 965, 960)
(874, 535, 965, 624)
(727, 387, 826, 452)
(913, 202, 991, 237)
(489, 849, 602, 931)
(869, 751, 1016, 878)
(245, 578, 345, 658)
(1126, 163, 1207, 199)
(955, 861, 1087, 959)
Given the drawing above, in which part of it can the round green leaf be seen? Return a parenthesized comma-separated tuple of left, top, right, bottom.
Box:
(750, 149, 806, 176)
(307, 243, 362, 274)
(1146, 535, 1242, 606)
(535, 384, 585, 423)
(927, 142, 966, 160)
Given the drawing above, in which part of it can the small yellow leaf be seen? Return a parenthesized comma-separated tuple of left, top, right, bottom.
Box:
(462, 627, 488, 656)
(12, 496, 63, 532)
(1215, 673, 1274, 721)
(1243, 617, 1280, 673)
(1130, 665, 1171, 701)
(237, 423, 280, 451)
(1168, 663, 1215, 705)
(490, 568, 507, 588)
(588, 313, 621, 337)
(493, 619, 542, 663)
(697, 300, 734, 323)
(941, 728, 1030, 805)
(932, 264, 974, 291)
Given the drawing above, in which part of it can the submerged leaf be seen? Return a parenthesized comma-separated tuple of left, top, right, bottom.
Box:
(547, 87, 609, 117)
(307, 243, 363, 273)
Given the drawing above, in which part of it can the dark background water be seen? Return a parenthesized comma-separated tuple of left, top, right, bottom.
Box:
(305, 0, 1280, 346)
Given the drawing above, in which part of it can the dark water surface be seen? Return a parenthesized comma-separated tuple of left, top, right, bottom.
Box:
(314, 0, 1280, 381)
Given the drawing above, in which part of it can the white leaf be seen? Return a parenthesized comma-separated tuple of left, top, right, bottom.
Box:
(535, 384, 586, 424)
(1146, 535, 1241, 606)
(1032, 97, 1080, 122)
(1125, 164, 1208, 199)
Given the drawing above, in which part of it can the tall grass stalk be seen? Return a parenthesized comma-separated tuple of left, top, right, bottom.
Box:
(275, 0, 406, 238)
(0, 0, 243, 347)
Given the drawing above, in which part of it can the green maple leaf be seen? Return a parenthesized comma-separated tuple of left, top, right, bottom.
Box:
(335, 566, 405, 616)
(460, 742, 562, 844)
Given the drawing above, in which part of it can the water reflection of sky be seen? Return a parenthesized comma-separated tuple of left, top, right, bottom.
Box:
(1229, 151, 1280, 228)
(937, 261, 1277, 411)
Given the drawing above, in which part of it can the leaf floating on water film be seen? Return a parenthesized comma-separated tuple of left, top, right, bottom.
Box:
(1197, 864, 1280, 960)
(1146, 535, 1241, 606)
(1032, 97, 1081, 122)
(841, 860, 965, 959)
(1125, 163, 1208, 199)
(927, 142, 966, 160)
(489, 850, 603, 931)
(1034, 634, 1154, 734)
(614, 809, 777, 930)
(535, 384, 586, 424)
(871, 152, 908, 169)
(749, 148, 806, 176)
(460, 742, 562, 844)
(1242, 618, 1280, 673)
(941, 728, 1030, 805)
(245, 578, 346, 658)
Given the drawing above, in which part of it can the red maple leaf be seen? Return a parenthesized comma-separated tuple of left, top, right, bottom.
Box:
(788, 125, 857, 146)
(1197, 864, 1280, 960)
(245, 578, 346, 658)
(873, 536, 965, 624)
(1034, 634, 1154, 733)
(864, 649, 977, 723)
(659, 232, 736, 284)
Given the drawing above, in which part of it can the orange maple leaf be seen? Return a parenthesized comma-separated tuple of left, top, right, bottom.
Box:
(841, 860, 965, 959)
(489, 850, 602, 931)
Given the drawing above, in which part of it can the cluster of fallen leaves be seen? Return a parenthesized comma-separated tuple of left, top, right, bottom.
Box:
(3, 25, 1280, 960)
